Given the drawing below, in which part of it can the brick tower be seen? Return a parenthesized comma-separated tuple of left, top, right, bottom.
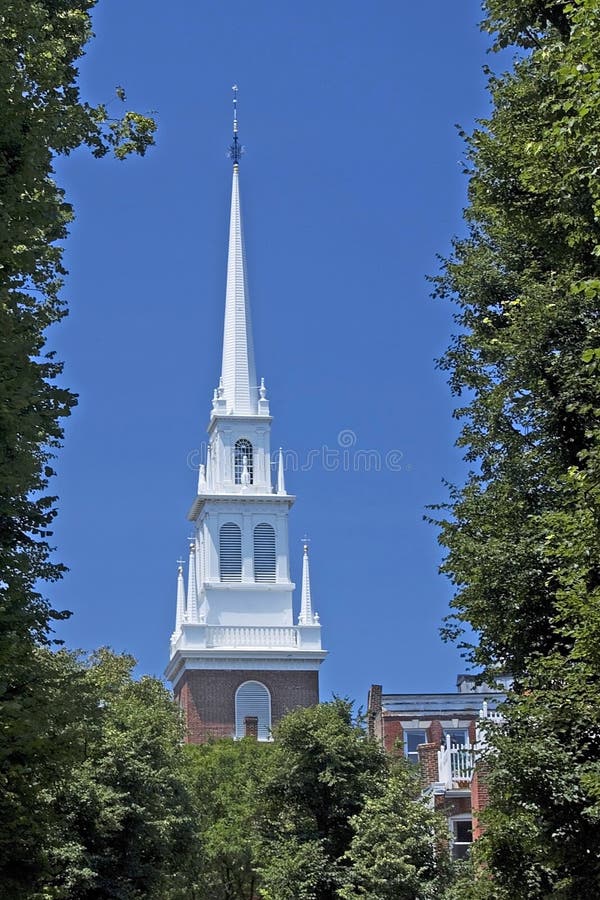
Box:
(165, 89, 326, 742)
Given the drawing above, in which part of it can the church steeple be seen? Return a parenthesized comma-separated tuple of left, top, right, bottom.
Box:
(217, 86, 258, 416)
(166, 94, 326, 742)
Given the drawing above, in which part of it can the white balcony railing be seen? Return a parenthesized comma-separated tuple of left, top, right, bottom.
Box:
(437, 737, 475, 788)
(436, 703, 505, 789)
(205, 626, 298, 648)
(475, 700, 504, 749)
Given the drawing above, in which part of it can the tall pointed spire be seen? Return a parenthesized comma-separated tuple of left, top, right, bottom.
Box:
(219, 86, 257, 416)
(175, 560, 185, 631)
(299, 541, 315, 625)
(277, 447, 286, 495)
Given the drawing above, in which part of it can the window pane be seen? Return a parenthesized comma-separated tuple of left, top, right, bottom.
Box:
(452, 818, 473, 860)
(455, 820, 473, 843)
(444, 728, 468, 746)
(452, 842, 471, 861)
(404, 730, 427, 761)
(234, 439, 253, 485)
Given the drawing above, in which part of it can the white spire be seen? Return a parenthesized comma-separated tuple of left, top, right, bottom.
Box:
(277, 447, 286, 495)
(299, 542, 315, 625)
(175, 560, 185, 630)
(186, 540, 198, 622)
(219, 94, 257, 416)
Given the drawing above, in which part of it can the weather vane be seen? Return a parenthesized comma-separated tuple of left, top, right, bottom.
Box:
(228, 84, 244, 165)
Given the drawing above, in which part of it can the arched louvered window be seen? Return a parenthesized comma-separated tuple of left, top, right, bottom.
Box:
(219, 522, 242, 582)
(235, 681, 271, 740)
(234, 439, 254, 485)
(254, 523, 276, 583)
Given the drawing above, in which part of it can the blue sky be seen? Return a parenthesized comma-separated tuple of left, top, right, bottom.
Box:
(49, 0, 494, 705)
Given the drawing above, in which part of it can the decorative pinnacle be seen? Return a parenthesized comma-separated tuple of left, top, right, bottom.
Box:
(228, 84, 244, 165)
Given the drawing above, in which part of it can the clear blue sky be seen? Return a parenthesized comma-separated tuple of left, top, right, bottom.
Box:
(49, 0, 494, 705)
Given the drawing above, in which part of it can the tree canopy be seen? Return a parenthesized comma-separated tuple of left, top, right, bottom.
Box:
(433, 0, 600, 895)
(0, 1, 155, 891)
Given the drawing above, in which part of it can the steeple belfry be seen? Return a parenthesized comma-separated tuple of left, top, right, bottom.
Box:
(219, 88, 257, 416)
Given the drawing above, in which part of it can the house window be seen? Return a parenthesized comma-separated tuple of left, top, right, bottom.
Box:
(219, 522, 242, 582)
(443, 728, 468, 747)
(254, 523, 276, 582)
(451, 818, 473, 860)
(404, 729, 427, 764)
(234, 439, 253, 485)
(235, 681, 271, 740)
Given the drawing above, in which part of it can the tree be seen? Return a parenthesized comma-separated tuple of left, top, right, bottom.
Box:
(257, 699, 387, 900)
(35, 649, 197, 900)
(0, 2, 155, 891)
(181, 737, 268, 900)
(432, 0, 600, 895)
(340, 763, 453, 900)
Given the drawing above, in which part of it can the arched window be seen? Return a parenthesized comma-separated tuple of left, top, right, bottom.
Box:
(235, 681, 271, 740)
(234, 439, 253, 485)
(254, 523, 276, 583)
(219, 522, 242, 582)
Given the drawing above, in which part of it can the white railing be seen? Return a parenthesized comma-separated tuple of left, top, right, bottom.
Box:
(475, 701, 505, 749)
(206, 626, 298, 648)
(437, 736, 475, 787)
(479, 700, 504, 724)
(435, 704, 505, 789)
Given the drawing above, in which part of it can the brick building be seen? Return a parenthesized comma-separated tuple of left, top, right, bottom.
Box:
(165, 93, 326, 741)
(367, 675, 508, 857)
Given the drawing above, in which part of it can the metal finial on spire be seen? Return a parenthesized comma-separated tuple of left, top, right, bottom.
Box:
(228, 84, 244, 165)
(232, 84, 238, 132)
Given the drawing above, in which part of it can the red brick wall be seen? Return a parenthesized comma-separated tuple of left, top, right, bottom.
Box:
(382, 717, 403, 754)
(429, 719, 443, 746)
(367, 684, 382, 740)
(472, 760, 491, 839)
(417, 742, 439, 787)
(176, 668, 319, 743)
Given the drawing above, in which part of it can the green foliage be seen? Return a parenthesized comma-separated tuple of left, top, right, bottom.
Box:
(0, 1, 155, 891)
(432, 0, 600, 895)
(31, 649, 197, 900)
(257, 838, 331, 900)
(340, 763, 453, 900)
(257, 699, 388, 899)
(182, 737, 268, 900)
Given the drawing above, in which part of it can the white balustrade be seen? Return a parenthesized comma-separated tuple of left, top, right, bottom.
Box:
(437, 736, 475, 788)
(476, 701, 505, 749)
(205, 625, 298, 648)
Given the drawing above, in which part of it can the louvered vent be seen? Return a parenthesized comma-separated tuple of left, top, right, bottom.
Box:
(219, 522, 242, 582)
(253, 523, 276, 583)
(235, 681, 271, 740)
(234, 438, 253, 484)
